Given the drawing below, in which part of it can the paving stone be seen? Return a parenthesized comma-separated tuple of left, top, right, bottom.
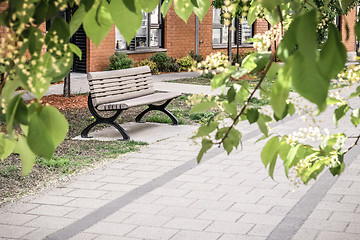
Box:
(21, 228, 58, 240)
(98, 183, 137, 192)
(46, 187, 75, 196)
(133, 194, 161, 203)
(213, 185, 253, 194)
(164, 217, 212, 231)
(170, 230, 221, 240)
(184, 190, 226, 200)
(90, 168, 134, 176)
(329, 212, 360, 222)
(345, 222, 360, 233)
(205, 221, 254, 235)
(157, 206, 204, 218)
(248, 224, 276, 236)
(247, 188, 289, 198)
(124, 164, 161, 171)
(151, 187, 190, 197)
(64, 198, 109, 209)
(267, 205, 291, 216)
(126, 226, 178, 239)
(67, 181, 105, 190)
(341, 195, 360, 204)
(121, 203, 165, 215)
(231, 173, 268, 181)
(66, 189, 108, 198)
(292, 228, 319, 240)
(68, 232, 98, 240)
(175, 175, 211, 183)
(103, 211, 133, 223)
(152, 160, 183, 167)
(322, 194, 343, 202)
(94, 235, 137, 240)
(97, 176, 136, 184)
(229, 203, 272, 214)
(75, 174, 105, 182)
(98, 191, 127, 200)
(65, 207, 95, 219)
(315, 230, 360, 240)
(220, 193, 262, 203)
(179, 182, 218, 191)
(28, 195, 74, 205)
(24, 216, 75, 229)
(123, 213, 172, 227)
(0, 212, 37, 225)
(256, 196, 298, 207)
(197, 209, 243, 222)
(308, 210, 333, 220)
(206, 177, 244, 186)
(85, 222, 136, 236)
(0, 202, 39, 214)
(302, 218, 348, 232)
(315, 201, 358, 213)
(129, 178, 151, 186)
(126, 171, 163, 179)
(153, 196, 197, 207)
(238, 213, 283, 225)
(190, 199, 235, 211)
(218, 233, 266, 240)
(28, 205, 76, 217)
(0, 224, 35, 238)
(200, 170, 238, 178)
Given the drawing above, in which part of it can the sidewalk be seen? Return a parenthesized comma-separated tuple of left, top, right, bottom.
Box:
(1, 72, 360, 240)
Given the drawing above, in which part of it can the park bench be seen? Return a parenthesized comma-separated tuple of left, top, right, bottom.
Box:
(81, 66, 181, 140)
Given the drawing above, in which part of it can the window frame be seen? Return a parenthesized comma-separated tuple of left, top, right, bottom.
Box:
(116, 4, 164, 51)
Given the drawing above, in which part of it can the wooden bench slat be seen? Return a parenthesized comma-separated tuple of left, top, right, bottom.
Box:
(96, 92, 181, 110)
(94, 89, 155, 106)
(89, 77, 152, 92)
(88, 66, 151, 80)
(92, 84, 153, 98)
(89, 73, 152, 86)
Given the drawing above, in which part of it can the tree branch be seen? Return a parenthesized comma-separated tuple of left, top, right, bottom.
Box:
(344, 134, 360, 154)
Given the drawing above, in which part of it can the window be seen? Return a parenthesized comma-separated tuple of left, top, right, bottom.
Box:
(116, 5, 163, 51)
(212, 8, 253, 46)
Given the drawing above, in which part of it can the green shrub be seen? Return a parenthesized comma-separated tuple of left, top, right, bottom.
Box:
(134, 59, 159, 74)
(232, 51, 253, 65)
(106, 52, 134, 70)
(188, 50, 203, 63)
(149, 52, 180, 72)
(176, 55, 196, 71)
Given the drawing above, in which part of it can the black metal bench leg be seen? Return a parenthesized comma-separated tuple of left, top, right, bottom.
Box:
(81, 94, 130, 140)
(135, 99, 178, 125)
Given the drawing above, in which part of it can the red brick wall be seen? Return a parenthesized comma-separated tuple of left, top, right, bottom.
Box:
(87, 27, 115, 72)
(341, 6, 357, 52)
(164, 6, 196, 59)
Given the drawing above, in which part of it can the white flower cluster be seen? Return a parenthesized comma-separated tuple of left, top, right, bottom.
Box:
(194, 52, 231, 73)
(286, 127, 329, 145)
(337, 64, 360, 85)
(253, 25, 282, 51)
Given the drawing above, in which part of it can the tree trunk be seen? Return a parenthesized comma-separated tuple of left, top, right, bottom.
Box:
(227, 22, 232, 63)
(63, 6, 71, 97)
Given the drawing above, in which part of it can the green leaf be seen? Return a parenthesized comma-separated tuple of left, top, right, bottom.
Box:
(247, 1, 259, 26)
(334, 104, 349, 126)
(327, 98, 343, 105)
(193, 0, 210, 21)
(69, 4, 86, 37)
(69, 43, 82, 60)
(174, 0, 194, 23)
(297, 10, 318, 61)
(266, 62, 280, 81)
(291, 53, 328, 112)
(223, 128, 241, 155)
(6, 95, 22, 133)
(242, 52, 271, 73)
(227, 86, 236, 103)
(27, 106, 68, 159)
(197, 138, 213, 163)
(211, 72, 229, 89)
(288, 103, 295, 116)
(319, 24, 347, 79)
(223, 101, 237, 118)
(330, 155, 345, 176)
(14, 135, 35, 176)
(257, 114, 271, 136)
(190, 101, 217, 114)
(260, 0, 280, 12)
(0, 133, 15, 161)
(29, 27, 44, 55)
(351, 109, 360, 127)
(190, 0, 199, 7)
(278, 18, 300, 61)
(271, 63, 291, 119)
(261, 136, 280, 168)
(193, 121, 219, 138)
(247, 108, 259, 124)
(161, 0, 174, 17)
(47, 17, 70, 42)
(81, 0, 96, 11)
(138, 0, 159, 12)
(85, 0, 113, 46)
(350, 86, 360, 98)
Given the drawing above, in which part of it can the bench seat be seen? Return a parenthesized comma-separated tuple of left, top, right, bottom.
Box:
(96, 92, 181, 111)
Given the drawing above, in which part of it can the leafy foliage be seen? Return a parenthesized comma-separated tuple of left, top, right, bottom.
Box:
(149, 52, 180, 72)
(106, 52, 134, 71)
(176, 55, 196, 71)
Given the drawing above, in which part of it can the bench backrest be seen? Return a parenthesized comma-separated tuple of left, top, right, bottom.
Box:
(87, 66, 154, 107)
